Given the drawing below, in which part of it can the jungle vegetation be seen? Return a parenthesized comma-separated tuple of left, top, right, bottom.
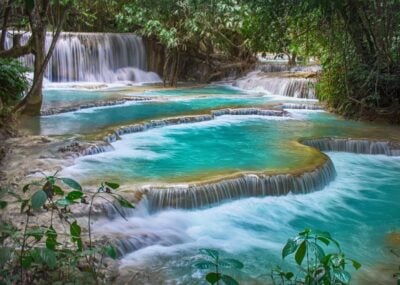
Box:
(0, 0, 399, 121)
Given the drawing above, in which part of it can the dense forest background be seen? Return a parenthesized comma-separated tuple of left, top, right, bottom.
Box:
(0, 0, 400, 121)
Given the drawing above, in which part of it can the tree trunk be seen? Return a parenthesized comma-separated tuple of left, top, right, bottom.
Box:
(17, 1, 47, 116)
(14, 0, 70, 116)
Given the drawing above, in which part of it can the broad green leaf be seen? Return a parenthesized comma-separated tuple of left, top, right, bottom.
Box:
(219, 258, 244, 269)
(56, 198, 73, 207)
(206, 272, 221, 284)
(194, 260, 215, 269)
(200, 248, 219, 260)
(70, 221, 81, 238)
(295, 240, 307, 265)
(70, 221, 83, 251)
(309, 242, 325, 261)
(66, 191, 83, 201)
(105, 182, 120, 189)
(282, 238, 298, 259)
(53, 185, 64, 195)
(0, 200, 7, 209)
(36, 248, 57, 269)
(21, 255, 33, 268)
(317, 236, 330, 246)
(0, 247, 11, 265)
(350, 259, 361, 270)
(333, 269, 351, 284)
(104, 245, 117, 259)
(61, 178, 82, 191)
(46, 226, 58, 250)
(221, 274, 239, 285)
(285, 272, 294, 280)
(31, 190, 47, 209)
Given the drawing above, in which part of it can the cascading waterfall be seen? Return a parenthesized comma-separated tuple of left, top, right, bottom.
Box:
(233, 71, 316, 99)
(144, 158, 336, 211)
(302, 138, 400, 156)
(4, 31, 161, 83)
(282, 103, 323, 110)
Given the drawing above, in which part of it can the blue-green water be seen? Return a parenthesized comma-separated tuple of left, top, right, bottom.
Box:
(143, 85, 244, 96)
(36, 85, 399, 284)
(43, 89, 122, 106)
(95, 153, 400, 284)
(64, 111, 370, 183)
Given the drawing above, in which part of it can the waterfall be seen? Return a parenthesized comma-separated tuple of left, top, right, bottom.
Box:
(302, 138, 400, 156)
(4, 31, 161, 83)
(144, 157, 336, 211)
(233, 71, 316, 99)
(102, 108, 287, 143)
(282, 103, 323, 110)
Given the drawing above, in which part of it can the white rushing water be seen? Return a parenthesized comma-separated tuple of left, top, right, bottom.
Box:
(93, 153, 400, 284)
(4, 32, 161, 84)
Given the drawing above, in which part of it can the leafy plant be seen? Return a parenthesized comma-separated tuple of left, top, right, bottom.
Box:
(194, 248, 243, 285)
(0, 58, 29, 116)
(0, 173, 134, 284)
(272, 228, 361, 285)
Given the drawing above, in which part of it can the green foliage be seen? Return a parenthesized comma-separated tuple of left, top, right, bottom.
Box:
(0, 174, 134, 284)
(195, 248, 243, 285)
(272, 228, 361, 285)
(0, 58, 29, 113)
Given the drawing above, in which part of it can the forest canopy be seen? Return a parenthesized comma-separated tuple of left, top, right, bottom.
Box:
(0, 0, 399, 121)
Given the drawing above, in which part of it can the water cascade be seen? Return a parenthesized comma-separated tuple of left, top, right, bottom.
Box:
(282, 103, 323, 110)
(233, 71, 316, 99)
(4, 32, 161, 83)
(302, 138, 400, 156)
(144, 157, 336, 210)
(101, 108, 286, 143)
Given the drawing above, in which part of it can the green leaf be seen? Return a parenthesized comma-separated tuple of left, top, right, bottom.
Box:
(53, 185, 64, 195)
(70, 221, 82, 251)
(70, 221, 81, 238)
(27, 227, 45, 242)
(66, 191, 84, 201)
(309, 242, 325, 261)
(56, 198, 74, 207)
(285, 272, 294, 280)
(21, 255, 33, 268)
(46, 226, 58, 250)
(333, 269, 351, 284)
(350, 259, 361, 270)
(282, 238, 298, 259)
(31, 190, 47, 209)
(104, 245, 117, 259)
(221, 274, 239, 285)
(317, 236, 330, 246)
(194, 260, 215, 269)
(105, 182, 120, 189)
(0, 247, 11, 266)
(115, 196, 134, 209)
(200, 248, 219, 260)
(61, 178, 82, 191)
(35, 248, 57, 269)
(219, 258, 244, 269)
(0, 200, 7, 209)
(23, 184, 30, 193)
(206, 272, 221, 284)
(295, 240, 307, 265)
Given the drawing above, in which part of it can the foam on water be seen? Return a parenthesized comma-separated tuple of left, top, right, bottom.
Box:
(94, 153, 400, 284)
